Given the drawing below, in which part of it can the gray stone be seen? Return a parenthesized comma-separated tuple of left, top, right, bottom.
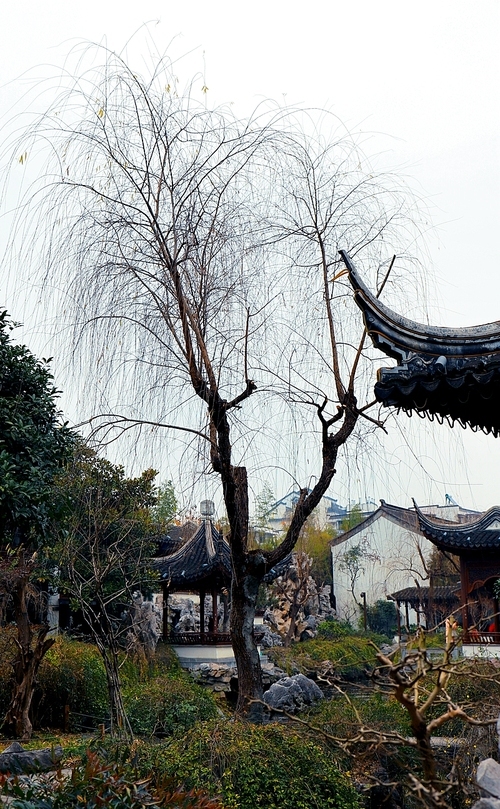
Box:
(3, 742, 24, 754)
(263, 673, 323, 713)
(477, 759, 500, 799)
(472, 800, 500, 808)
(260, 626, 283, 648)
(0, 744, 63, 774)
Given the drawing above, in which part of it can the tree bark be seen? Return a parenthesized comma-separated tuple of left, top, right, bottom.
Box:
(223, 401, 358, 717)
(231, 564, 265, 719)
(93, 618, 133, 740)
(2, 575, 55, 739)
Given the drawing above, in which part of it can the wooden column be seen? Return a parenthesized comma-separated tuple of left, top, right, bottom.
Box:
(200, 588, 205, 635)
(212, 589, 218, 633)
(460, 557, 469, 637)
(162, 587, 169, 639)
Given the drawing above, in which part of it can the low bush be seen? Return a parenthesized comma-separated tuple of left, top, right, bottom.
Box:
(133, 720, 360, 809)
(317, 618, 355, 640)
(0, 631, 110, 730)
(123, 674, 218, 737)
(0, 750, 224, 808)
(0, 628, 15, 719)
(364, 600, 398, 639)
(312, 690, 411, 739)
(268, 635, 378, 680)
(34, 635, 109, 729)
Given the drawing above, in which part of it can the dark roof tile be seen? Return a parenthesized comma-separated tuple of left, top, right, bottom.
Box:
(153, 522, 232, 589)
(414, 503, 500, 550)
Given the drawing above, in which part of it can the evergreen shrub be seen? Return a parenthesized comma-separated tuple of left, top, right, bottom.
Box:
(35, 635, 109, 728)
(0, 749, 224, 808)
(313, 690, 411, 737)
(268, 636, 378, 679)
(0, 628, 15, 718)
(136, 720, 360, 809)
(317, 618, 355, 640)
(363, 600, 397, 638)
(0, 630, 109, 728)
(123, 674, 218, 737)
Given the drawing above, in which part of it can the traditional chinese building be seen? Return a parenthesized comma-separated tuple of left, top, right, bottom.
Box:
(341, 250, 500, 653)
(153, 515, 233, 665)
(414, 504, 500, 653)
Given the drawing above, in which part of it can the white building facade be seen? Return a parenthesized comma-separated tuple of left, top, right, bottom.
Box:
(330, 500, 478, 626)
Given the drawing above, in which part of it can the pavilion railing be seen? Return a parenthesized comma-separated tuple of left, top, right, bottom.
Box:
(167, 630, 265, 645)
(463, 630, 500, 645)
(168, 632, 232, 645)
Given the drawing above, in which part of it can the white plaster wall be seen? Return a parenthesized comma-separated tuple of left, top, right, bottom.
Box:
(331, 517, 434, 625)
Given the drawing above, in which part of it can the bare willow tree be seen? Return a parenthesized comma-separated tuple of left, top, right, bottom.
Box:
(3, 43, 426, 714)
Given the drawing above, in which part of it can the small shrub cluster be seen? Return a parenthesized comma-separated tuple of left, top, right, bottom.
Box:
(363, 600, 398, 639)
(132, 720, 360, 809)
(0, 628, 15, 719)
(123, 675, 218, 737)
(313, 690, 411, 738)
(0, 631, 109, 728)
(268, 635, 378, 680)
(0, 750, 224, 808)
(0, 632, 218, 737)
(317, 618, 355, 640)
(35, 635, 109, 729)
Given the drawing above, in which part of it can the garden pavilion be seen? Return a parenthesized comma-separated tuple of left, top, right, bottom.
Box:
(153, 510, 233, 666)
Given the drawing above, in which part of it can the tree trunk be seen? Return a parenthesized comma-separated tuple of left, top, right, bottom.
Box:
(231, 568, 264, 720)
(2, 576, 55, 739)
(95, 633, 133, 739)
(284, 599, 301, 647)
(412, 717, 438, 788)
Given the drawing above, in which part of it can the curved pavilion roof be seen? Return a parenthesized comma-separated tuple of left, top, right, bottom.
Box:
(414, 501, 500, 552)
(388, 585, 460, 606)
(153, 521, 232, 590)
(340, 250, 500, 437)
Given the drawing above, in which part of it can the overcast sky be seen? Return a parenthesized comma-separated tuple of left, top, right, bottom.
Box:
(1, 1, 500, 512)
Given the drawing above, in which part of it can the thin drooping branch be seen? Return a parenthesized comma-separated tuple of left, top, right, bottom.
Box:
(3, 43, 426, 716)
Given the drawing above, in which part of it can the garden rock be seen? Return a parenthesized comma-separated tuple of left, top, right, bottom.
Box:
(259, 625, 283, 648)
(190, 660, 286, 692)
(477, 759, 500, 799)
(0, 742, 63, 774)
(263, 673, 323, 713)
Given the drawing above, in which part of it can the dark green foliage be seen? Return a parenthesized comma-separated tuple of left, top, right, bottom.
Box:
(123, 674, 218, 737)
(50, 446, 161, 735)
(153, 481, 178, 531)
(0, 632, 109, 732)
(0, 627, 15, 717)
(317, 618, 355, 640)
(35, 636, 109, 729)
(313, 690, 411, 738)
(134, 720, 360, 809)
(268, 635, 378, 679)
(0, 633, 217, 736)
(0, 750, 224, 808)
(51, 444, 160, 619)
(364, 600, 398, 638)
(0, 311, 74, 545)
